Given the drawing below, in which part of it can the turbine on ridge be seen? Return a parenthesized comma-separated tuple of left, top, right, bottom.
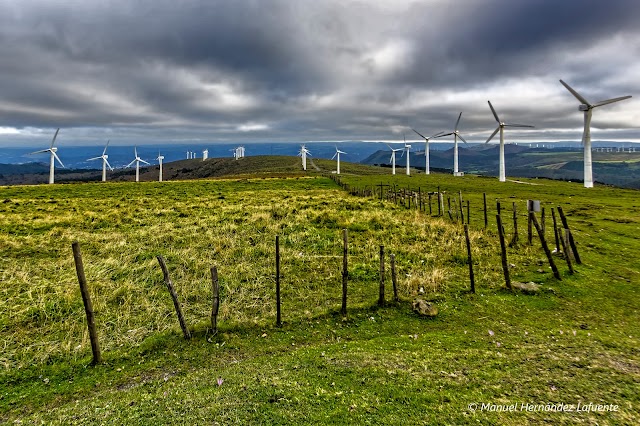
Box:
(87, 140, 113, 182)
(29, 128, 64, 184)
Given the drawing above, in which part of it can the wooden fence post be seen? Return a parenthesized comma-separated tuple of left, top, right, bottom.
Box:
(509, 202, 519, 247)
(390, 254, 398, 302)
(156, 256, 191, 339)
(437, 186, 441, 215)
(464, 225, 475, 293)
(341, 229, 348, 316)
(483, 193, 488, 229)
(530, 212, 561, 280)
(428, 193, 432, 215)
(527, 200, 533, 245)
(557, 228, 575, 274)
(71, 242, 102, 365)
(378, 245, 385, 307)
(276, 235, 282, 327)
(551, 207, 560, 253)
(557, 207, 582, 264)
(496, 215, 512, 290)
(211, 266, 220, 334)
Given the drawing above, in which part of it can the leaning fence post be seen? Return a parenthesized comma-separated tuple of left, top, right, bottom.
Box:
(72, 242, 102, 365)
(390, 254, 398, 302)
(558, 228, 575, 274)
(341, 229, 348, 316)
(156, 256, 191, 339)
(211, 266, 220, 335)
(464, 225, 475, 293)
(276, 235, 282, 327)
(557, 207, 582, 264)
(496, 215, 512, 290)
(530, 212, 561, 280)
(378, 245, 385, 307)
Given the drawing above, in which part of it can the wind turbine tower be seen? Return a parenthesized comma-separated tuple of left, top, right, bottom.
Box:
(30, 128, 64, 184)
(560, 80, 632, 188)
(402, 134, 412, 176)
(387, 145, 402, 175)
(440, 113, 468, 176)
(485, 101, 534, 182)
(202, 149, 208, 161)
(332, 147, 346, 174)
(157, 152, 165, 182)
(87, 140, 113, 182)
(412, 129, 444, 175)
(127, 147, 150, 182)
(298, 145, 311, 171)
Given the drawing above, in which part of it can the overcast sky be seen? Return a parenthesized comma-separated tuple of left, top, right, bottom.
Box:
(1, 0, 639, 147)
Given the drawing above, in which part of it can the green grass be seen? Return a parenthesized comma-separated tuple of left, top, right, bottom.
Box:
(1, 171, 639, 424)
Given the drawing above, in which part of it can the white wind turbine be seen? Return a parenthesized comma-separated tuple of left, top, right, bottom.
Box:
(412, 129, 444, 175)
(126, 147, 150, 182)
(332, 147, 346, 174)
(157, 151, 165, 182)
(401, 134, 412, 176)
(87, 140, 113, 182)
(298, 145, 311, 171)
(485, 101, 534, 182)
(440, 112, 468, 176)
(386, 144, 403, 175)
(559, 79, 632, 188)
(30, 128, 64, 184)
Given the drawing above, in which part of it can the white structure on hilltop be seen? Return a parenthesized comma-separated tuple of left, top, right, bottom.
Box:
(202, 149, 208, 161)
(298, 145, 311, 170)
(127, 147, 150, 182)
(412, 128, 444, 175)
(157, 152, 165, 182)
(485, 101, 534, 182)
(440, 112, 468, 176)
(387, 144, 403, 175)
(87, 140, 113, 182)
(402, 135, 412, 176)
(332, 147, 346, 174)
(30, 128, 64, 184)
(560, 80, 632, 188)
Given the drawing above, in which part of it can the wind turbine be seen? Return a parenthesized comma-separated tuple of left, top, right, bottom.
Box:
(30, 128, 64, 184)
(298, 145, 311, 171)
(87, 140, 113, 182)
(401, 134, 412, 176)
(157, 151, 165, 182)
(559, 79, 632, 188)
(331, 147, 346, 174)
(440, 112, 468, 176)
(386, 144, 403, 175)
(126, 147, 150, 182)
(412, 129, 444, 175)
(485, 101, 534, 182)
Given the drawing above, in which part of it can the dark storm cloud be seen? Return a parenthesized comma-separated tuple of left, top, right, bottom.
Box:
(0, 0, 638, 146)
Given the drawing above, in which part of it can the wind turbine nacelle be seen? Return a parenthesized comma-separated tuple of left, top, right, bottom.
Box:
(405, 145, 411, 149)
(104, 155, 108, 159)
(579, 104, 589, 111)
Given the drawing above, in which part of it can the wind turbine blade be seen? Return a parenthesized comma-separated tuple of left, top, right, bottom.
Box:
(504, 124, 534, 128)
(50, 128, 60, 149)
(53, 152, 65, 168)
(87, 156, 101, 161)
(126, 159, 136, 168)
(592, 95, 632, 108)
(454, 112, 462, 131)
(488, 101, 500, 123)
(412, 128, 427, 139)
(102, 140, 110, 155)
(430, 131, 444, 138)
(458, 134, 468, 144)
(104, 158, 113, 171)
(486, 127, 500, 143)
(559, 80, 590, 105)
(30, 149, 50, 155)
(331, 153, 337, 160)
(434, 132, 453, 138)
(134, 147, 138, 158)
(140, 159, 150, 165)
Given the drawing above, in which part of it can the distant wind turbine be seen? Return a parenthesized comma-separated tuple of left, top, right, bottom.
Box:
(440, 112, 468, 176)
(401, 134, 412, 176)
(157, 151, 165, 182)
(559, 79, 632, 188)
(485, 101, 534, 182)
(412, 129, 444, 175)
(298, 145, 311, 171)
(87, 140, 113, 182)
(331, 147, 346, 174)
(126, 147, 149, 182)
(386, 144, 403, 175)
(30, 128, 64, 184)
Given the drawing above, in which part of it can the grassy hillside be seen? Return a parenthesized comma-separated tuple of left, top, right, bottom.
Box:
(1, 172, 638, 424)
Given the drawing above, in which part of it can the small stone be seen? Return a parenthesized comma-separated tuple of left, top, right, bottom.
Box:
(412, 299, 438, 317)
(537, 268, 545, 273)
(512, 281, 541, 294)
